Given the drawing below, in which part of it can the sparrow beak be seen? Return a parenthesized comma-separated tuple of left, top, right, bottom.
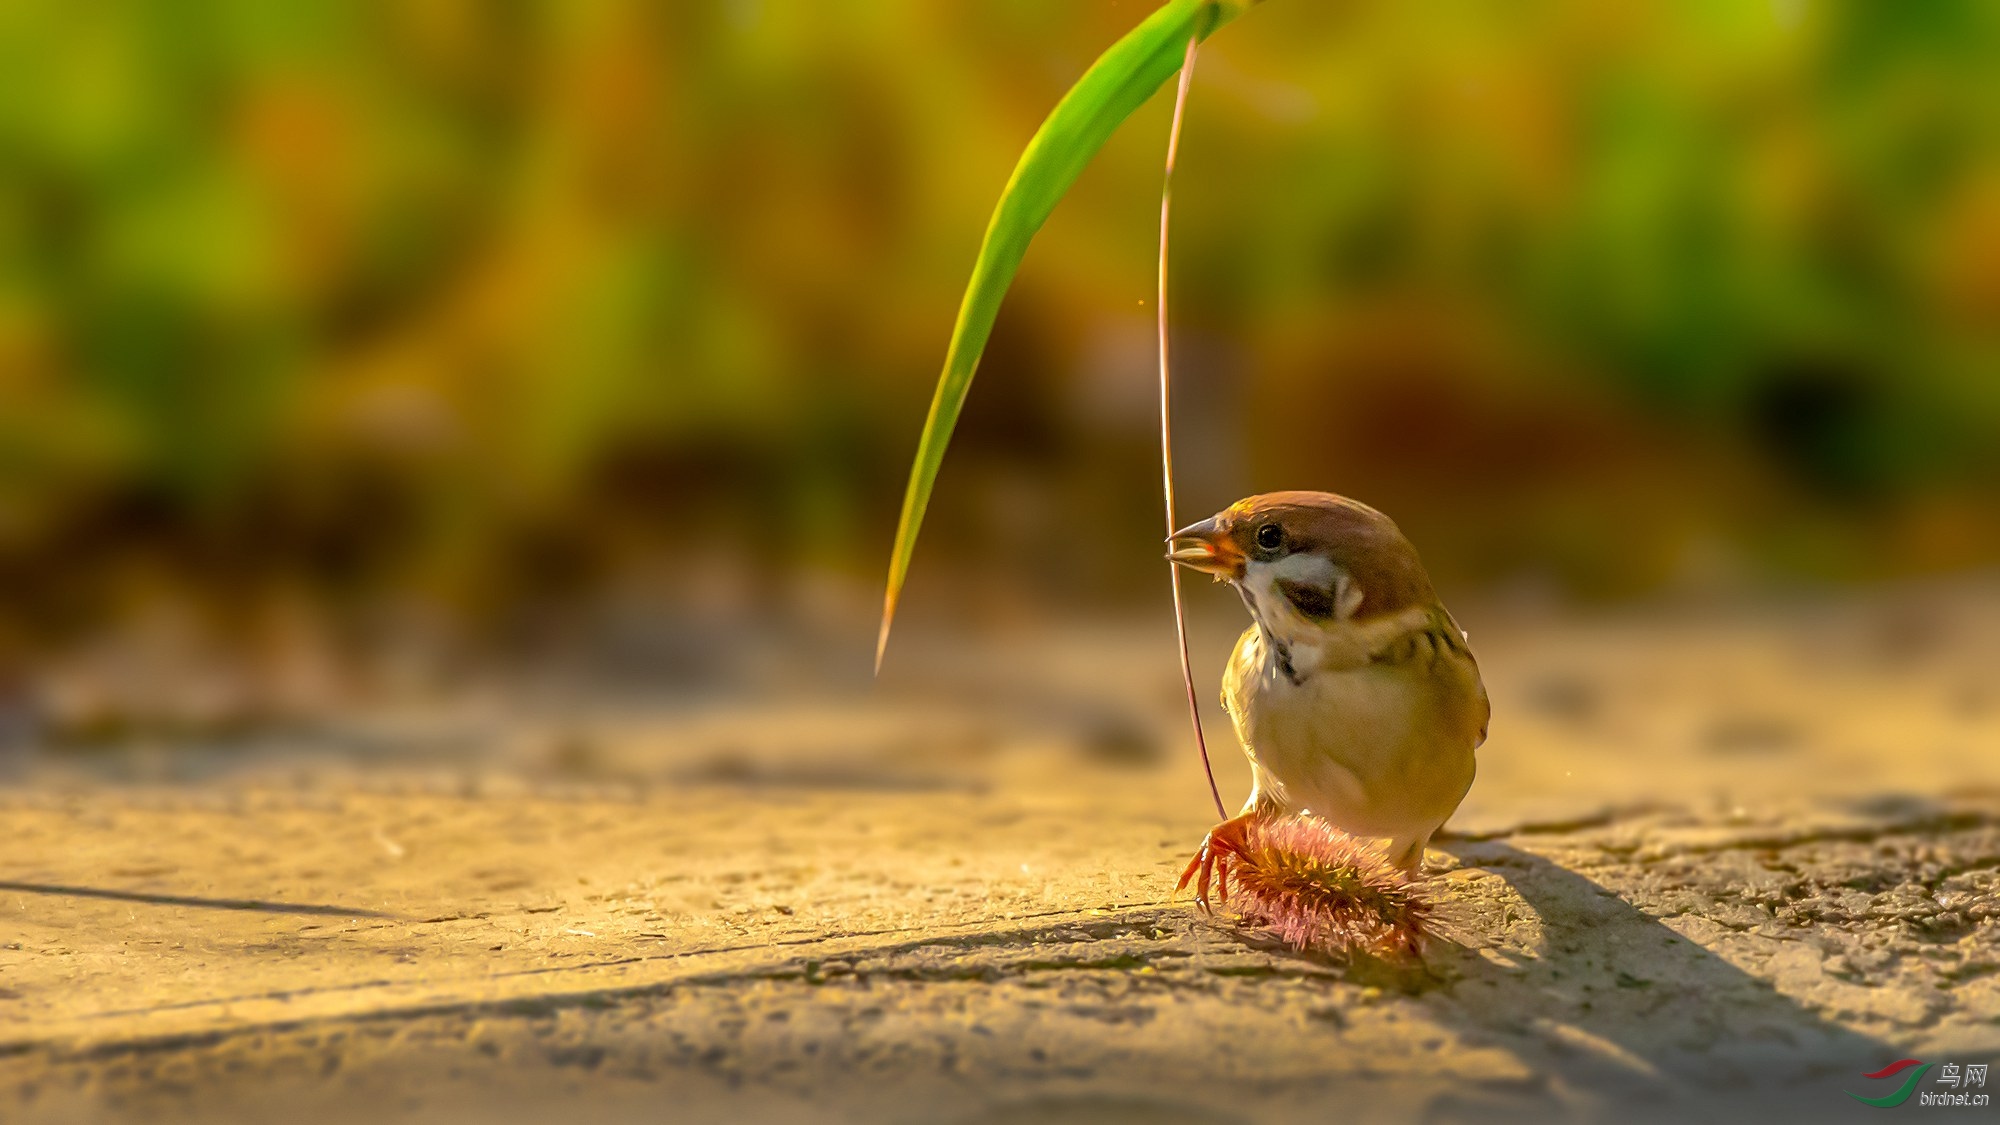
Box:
(1166, 516, 1243, 578)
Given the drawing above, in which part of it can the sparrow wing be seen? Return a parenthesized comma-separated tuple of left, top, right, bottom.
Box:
(1369, 604, 1490, 749)
(1437, 605, 1490, 749)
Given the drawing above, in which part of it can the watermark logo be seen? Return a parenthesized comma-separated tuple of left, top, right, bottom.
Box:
(1847, 1059, 1990, 1108)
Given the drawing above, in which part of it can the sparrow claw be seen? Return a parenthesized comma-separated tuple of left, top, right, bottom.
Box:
(1177, 814, 1253, 913)
(1175, 845, 1211, 911)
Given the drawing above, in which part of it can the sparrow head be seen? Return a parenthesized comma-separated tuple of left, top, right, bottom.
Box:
(1167, 491, 1436, 624)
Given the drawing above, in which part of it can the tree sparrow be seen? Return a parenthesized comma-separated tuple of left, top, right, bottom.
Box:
(1168, 491, 1489, 891)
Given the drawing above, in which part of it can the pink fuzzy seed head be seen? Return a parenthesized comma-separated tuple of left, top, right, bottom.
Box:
(1213, 812, 1432, 959)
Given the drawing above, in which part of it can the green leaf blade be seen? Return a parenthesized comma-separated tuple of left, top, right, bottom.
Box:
(878, 0, 1248, 670)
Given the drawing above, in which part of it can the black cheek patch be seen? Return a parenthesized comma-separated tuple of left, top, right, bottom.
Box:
(1278, 579, 1336, 621)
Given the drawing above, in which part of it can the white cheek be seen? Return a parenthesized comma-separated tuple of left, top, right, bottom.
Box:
(1335, 574, 1363, 619)
(1244, 556, 1359, 624)
(1239, 562, 1284, 623)
(1269, 553, 1338, 586)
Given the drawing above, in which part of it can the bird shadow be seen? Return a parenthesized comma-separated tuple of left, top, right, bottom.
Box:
(0, 880, 394, 918)
(1386, 840, 1901, 1123)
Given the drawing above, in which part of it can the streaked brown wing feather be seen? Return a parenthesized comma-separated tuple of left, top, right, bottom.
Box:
(1369, 605, 1490, 748)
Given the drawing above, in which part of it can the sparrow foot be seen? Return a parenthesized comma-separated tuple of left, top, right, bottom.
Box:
(1176, 813, 1257, 913)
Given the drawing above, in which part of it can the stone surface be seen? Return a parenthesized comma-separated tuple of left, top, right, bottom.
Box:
(3, 587, 1998, 1123)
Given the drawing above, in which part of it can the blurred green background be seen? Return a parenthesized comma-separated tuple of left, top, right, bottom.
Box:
(2, 0, 1998, 701)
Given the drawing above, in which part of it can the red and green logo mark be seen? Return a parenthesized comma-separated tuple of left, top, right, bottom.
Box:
(1847, 1060, 1931, 1107)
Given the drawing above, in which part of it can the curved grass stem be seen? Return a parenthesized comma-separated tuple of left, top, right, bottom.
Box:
(1159, 35, 1226, 820)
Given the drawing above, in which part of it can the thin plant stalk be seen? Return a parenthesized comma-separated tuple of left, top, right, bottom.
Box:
(1159, 35, 1226, 820)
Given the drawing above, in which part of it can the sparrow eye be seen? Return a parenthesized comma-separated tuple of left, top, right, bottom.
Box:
(1255, 523, 1284, 552)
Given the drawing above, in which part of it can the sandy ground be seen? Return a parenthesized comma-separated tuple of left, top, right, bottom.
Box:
(2, 583, 1998, 1123)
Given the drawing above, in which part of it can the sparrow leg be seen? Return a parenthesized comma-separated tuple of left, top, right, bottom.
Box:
(1385, 832, 1430, 876)
(1176, 813, 1256, 912)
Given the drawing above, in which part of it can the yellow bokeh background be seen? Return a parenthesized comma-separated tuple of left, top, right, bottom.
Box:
(2, 0, 1996, 680)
